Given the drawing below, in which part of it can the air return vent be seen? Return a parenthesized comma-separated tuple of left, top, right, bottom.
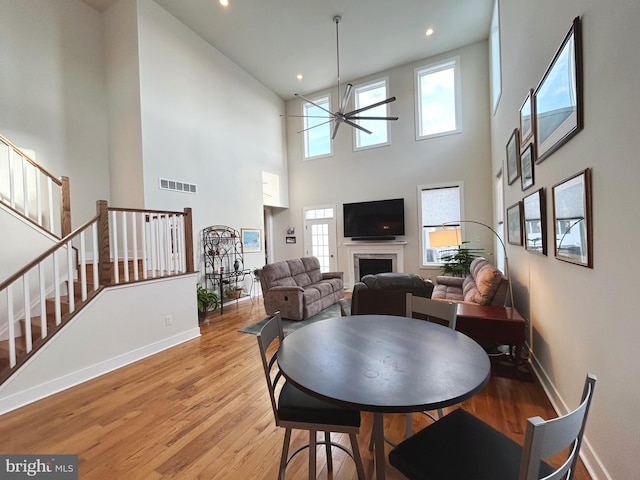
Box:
(159, 177, 197, 194)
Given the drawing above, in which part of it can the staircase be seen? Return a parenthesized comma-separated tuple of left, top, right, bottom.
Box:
(0, 133, 194, 387)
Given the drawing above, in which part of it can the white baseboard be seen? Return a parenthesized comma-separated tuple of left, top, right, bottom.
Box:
(0, 328, 200, 415)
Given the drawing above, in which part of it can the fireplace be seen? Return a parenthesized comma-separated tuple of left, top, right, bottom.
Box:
(358, 258, 393, 279)
(346, 242, 406, 289)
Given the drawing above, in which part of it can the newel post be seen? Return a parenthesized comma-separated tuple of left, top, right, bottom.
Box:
(183, 207, 194, 273)
(96, 200, 112, 286)
(60, 176, 71, 237)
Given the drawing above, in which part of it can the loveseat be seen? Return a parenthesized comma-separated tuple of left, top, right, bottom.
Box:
(432, 257, 507, 306)
(259, 256, 344, 320)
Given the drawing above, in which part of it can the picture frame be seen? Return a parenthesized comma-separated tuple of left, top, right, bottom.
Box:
(520, 143, 535, 191)
(523, 188, 547, 255)
(552, 168, 592, 267)
(240, 228, 262, 253)
(285, 236, 296, 244)
(519, 89, 535, 147)
(506, 201, 523, 246)
(506, 128, 521, 185)
(534, 16, 583, 163)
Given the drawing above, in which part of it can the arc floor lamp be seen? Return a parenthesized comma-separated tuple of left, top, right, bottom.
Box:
(429, 220, 514, 308)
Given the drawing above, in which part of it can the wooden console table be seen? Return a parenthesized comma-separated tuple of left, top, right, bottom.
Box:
(455, 304, 526, 368)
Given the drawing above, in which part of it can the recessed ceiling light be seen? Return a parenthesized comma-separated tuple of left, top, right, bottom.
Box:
(219, 0, 229, 6)
(296, 74, 303, 80)
(425, 28, 434, 37)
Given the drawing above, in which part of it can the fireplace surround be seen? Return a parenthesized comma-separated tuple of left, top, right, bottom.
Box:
(346, 242, 406, 289)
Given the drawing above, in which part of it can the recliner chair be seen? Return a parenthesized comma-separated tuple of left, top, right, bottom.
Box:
(349, 272, 434, 316)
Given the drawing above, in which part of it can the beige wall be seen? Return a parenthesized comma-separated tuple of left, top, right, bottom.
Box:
(278, 41, 494, 283)
(493, 1, 640, 478)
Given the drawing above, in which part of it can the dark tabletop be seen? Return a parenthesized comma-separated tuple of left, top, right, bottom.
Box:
(277, 315, 491, 414)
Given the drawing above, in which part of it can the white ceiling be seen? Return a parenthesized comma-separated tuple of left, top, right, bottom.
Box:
(83, 0, 493, 100)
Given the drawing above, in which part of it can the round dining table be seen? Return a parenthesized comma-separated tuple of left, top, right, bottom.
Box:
(277, 314, 491, 480)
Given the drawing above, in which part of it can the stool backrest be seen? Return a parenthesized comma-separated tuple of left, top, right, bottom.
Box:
(406, 293, 457, 329)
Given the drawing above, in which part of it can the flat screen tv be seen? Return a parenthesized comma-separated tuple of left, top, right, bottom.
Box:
(343, 198, 405, 240)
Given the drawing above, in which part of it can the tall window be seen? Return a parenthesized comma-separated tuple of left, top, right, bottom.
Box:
(489, 0, 502, 113)
(303, 95, 332, 159)
(415, 57, 461, 140)
(419, 184, 463, 266)
(354, 78, 390, 150)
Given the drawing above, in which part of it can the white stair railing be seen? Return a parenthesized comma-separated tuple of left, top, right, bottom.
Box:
(1, 200, 194, 382)
(0, 133, 70, 238)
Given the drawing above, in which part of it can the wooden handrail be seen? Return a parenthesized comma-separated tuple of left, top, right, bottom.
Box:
(0, 133, 62, 186)
(108, 206, 188, 216)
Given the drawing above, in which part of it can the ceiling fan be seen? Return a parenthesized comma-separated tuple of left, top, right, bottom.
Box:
(286, 16, 399, 140)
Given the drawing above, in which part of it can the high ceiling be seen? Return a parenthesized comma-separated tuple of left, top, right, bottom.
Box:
(82, 0, 493, 99)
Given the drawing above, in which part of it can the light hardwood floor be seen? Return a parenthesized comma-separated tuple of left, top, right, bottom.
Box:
(0, 296, 591, 479)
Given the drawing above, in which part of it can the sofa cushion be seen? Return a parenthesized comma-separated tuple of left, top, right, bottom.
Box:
(301, 257, 323, 283)
(432, 285, 464, 302)
(261, 261, 297, 288)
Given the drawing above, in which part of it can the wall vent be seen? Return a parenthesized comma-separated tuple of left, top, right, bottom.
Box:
(159, 177, 197, 194)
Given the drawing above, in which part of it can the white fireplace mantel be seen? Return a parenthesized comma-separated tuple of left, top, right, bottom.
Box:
(345, 241, 407, 290)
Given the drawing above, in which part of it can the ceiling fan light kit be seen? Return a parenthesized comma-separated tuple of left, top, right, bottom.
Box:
(286, 15, 399, 140)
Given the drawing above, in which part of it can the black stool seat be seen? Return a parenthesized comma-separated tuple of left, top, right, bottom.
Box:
(389, 408, 554, 480)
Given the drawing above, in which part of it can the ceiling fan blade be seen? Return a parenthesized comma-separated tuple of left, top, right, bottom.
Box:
(295, 93, 334, 116)
(297, 119, 333, 134)
(280, 114, 333, 118)
(339, 83, 353, 114)
(346, 96, 396, 117)
(348, 116, 399, 121)
(331, 119, 342, 140)
(343, 119, 373, 135)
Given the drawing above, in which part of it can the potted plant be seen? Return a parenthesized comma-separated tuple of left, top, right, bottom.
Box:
(440, 242, 486, 277)
(224, 284, 244, 300)
(197, 284, 220, 322)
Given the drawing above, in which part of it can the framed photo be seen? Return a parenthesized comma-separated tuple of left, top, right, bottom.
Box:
(534, 17, 583, 163)
(552, 168, 592, 267)
(506, 128, 521, 185)
(523, 188, 547, 255)
(520, 143, 535, 191)
(519, 89, 535, 147)
(285, 236, 296, 244)
(241, 228, 262, 253)
(506, 201, 523, 246)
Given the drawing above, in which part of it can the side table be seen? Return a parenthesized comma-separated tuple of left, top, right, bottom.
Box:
(455, 304, 526, 368)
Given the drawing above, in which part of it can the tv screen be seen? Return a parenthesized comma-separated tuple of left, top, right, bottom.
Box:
(343, 198, 405, 239)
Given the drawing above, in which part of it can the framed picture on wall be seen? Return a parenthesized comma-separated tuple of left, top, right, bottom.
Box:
(506, 128, 521, 185)
(552, 168, 593, 267)
(523, 188, 547, 255)
(506, 201, 523, 246)
(519, 89, 535, 147)
(534, 16, 583, 163)
(520, 143, 535, 191)
(241, 228, 262, 253)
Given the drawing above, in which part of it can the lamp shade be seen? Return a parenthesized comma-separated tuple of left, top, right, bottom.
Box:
(429, 228, 462, 248)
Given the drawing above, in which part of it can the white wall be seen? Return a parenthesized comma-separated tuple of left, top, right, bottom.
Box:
(279, 41, 494, 281)
(0, 0, 110, 227)
(132, 0, 288, 283)
(104, 0, 145, 209)
(493, 1, 640, 478)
